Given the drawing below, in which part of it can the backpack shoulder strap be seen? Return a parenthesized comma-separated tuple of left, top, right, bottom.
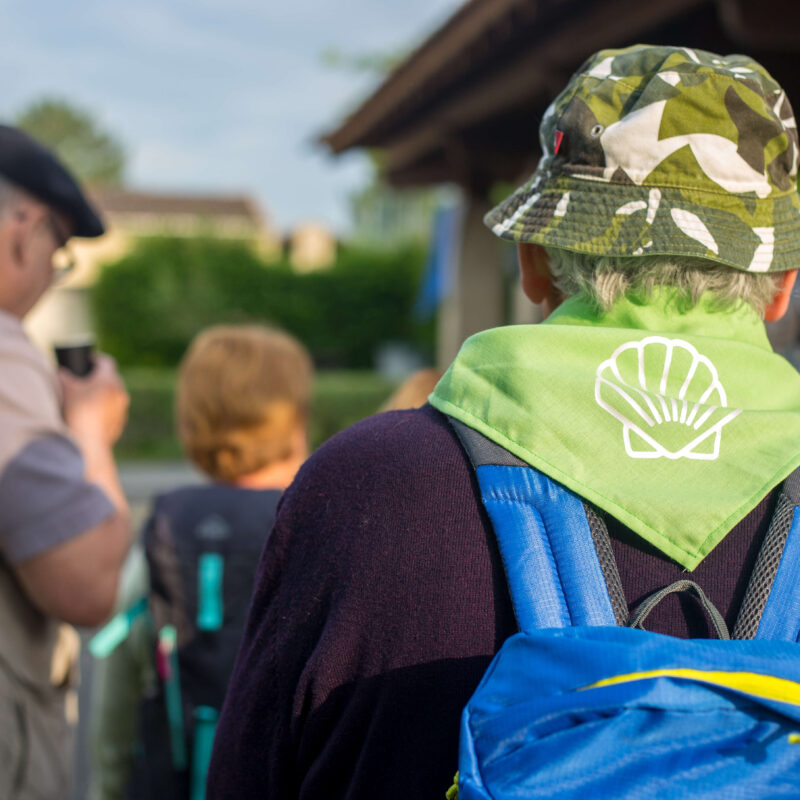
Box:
(734, 468, 800, 641)
(89, 596, 149, 658)
(450, 418, 625, 633)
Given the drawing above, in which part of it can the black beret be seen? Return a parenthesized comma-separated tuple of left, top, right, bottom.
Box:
(0, 125, 104, 238)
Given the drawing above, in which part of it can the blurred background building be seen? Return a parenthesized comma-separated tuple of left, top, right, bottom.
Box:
(322, 0, 800, 364)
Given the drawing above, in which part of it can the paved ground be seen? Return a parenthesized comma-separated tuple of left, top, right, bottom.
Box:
(71, 461, 203, 800)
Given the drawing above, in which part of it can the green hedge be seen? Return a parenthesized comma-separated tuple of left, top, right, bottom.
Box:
(115, 368, 398, 461)
(92, 236, 432, 369)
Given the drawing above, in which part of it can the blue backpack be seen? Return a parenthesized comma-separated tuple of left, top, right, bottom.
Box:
(450, 419, 800, 799)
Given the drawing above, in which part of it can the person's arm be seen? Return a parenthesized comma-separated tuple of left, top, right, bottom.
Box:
(15, 512, 130, 626)
(15, 354, 131, 627)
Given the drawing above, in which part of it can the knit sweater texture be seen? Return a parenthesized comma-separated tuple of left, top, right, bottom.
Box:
(207, 404, 774, 800)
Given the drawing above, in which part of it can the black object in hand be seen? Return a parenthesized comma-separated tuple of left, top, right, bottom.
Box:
(54, 339, 95, 377)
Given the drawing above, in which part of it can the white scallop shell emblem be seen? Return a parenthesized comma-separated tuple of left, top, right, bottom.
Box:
(595, 337, 742, 460)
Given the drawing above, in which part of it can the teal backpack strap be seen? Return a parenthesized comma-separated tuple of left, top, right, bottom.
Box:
(191, 706, 219, 800)
(734, 468, 800, 641)
(450, 419, 625, 633)
(197, 553, 225, 631)
(89, 596, 149, 658)
(157, 624, 188, 772)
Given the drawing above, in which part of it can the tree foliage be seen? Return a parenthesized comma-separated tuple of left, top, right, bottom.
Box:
(15, 98, 126, 186)
(91, 236, 432, 369)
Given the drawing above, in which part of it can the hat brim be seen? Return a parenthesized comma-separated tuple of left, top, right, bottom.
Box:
(0, 125, 105, 238)
(66, 197, 105, 238)
(485, 173, 800, 273)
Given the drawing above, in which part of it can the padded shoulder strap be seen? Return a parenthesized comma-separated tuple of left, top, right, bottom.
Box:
(735, 468, 800, 642)
(451, 419, 621, 633)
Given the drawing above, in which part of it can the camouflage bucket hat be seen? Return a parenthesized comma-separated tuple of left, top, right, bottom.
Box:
(485, 45, 800, 272)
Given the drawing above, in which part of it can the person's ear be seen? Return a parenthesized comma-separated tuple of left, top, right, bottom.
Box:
(3, 209, 34, 271)
(518, 243, 563, 317)
(764, 269, 797, 323)
(11, 218, 27, 269)
(517, 243, 551, 304)
(290, 420, 310, 461)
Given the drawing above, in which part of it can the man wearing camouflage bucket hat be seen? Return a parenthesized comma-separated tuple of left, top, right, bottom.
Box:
(208, 46, 800, 800)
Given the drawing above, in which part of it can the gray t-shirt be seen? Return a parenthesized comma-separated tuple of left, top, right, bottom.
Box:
(0, 309, 113, 695)
(0, 310, 113, 564)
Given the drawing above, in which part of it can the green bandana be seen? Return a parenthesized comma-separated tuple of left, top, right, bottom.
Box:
(430, 292, 800, 569)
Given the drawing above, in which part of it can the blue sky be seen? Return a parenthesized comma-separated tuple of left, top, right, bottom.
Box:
(0, 0, 462, 232)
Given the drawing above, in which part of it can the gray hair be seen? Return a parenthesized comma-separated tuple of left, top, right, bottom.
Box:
(545, 248, 783, 318)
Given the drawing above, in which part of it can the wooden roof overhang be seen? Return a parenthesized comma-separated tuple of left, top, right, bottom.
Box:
(322, 0, 800, 191)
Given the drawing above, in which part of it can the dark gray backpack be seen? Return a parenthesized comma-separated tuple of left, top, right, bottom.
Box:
(131, 484, 280, 800)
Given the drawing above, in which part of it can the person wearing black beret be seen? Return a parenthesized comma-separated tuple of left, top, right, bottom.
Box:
(0, 125, 131, 799)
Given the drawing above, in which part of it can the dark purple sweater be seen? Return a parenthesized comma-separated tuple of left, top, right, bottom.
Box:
(207, 404, 774, 800)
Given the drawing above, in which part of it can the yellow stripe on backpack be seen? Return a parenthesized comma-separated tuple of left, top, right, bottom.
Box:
(583, 668, 800, 706)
